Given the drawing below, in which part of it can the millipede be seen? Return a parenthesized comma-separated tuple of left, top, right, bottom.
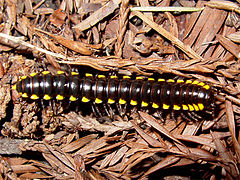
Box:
(12, 70, 216, 121)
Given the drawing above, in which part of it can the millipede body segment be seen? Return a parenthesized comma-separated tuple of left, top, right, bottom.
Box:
(13, 71, 215, 115)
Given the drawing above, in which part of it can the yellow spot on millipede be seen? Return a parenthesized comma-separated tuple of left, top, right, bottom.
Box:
(82, 96, 90, 102)
(43, 94, 51, 100)
(21, 76, 27, 80)
(182, 104, 188, 110)
(177, 80, 184, 83)
(30, 72, 37, 77)
(148, 78, 154, 81)
(130, 100, 137, 106)
(158, 79, 165, 82)
(22, 93, 28, 98)
(71, 72, 79, 75)
(173, 105, 181, 110)
(188, 104, 194, 111)
(95, 98, 102, 104)
(185, 80, 192, 84)
(12, 84, 17, 90)
(69, 95, 77, 101)
(57, 71, 64, 75)
(42, 71, 50, 75)
(98, 75, 105, 78)
(197, 82, 205, 86)
(110, 76, 118, 79)
(203, 85, 210, 90)
(30, 94, 39, 100)
(152, 103, 159, 109)
(192, 80, 199, 85)
(56, 95, 64, 100)
(167, 79, 175, 83)
(119, 98, 126, 104)
(141, 101, 148, 107)
(198, 103, 204, 110)
(85, 73, 93, 77)
(108, 98, 115, 104)
(193, 104, 199, 111)
(163, 104, 170, 109)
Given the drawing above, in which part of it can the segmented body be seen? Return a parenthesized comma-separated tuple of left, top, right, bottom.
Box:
(13, 71, 215, 116)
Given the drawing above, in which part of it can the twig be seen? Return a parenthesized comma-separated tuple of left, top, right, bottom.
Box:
(73, 0, 121, 31)
(131, 6, 204, 12)
(131, 11, 203, 60)
(0, 32, 67, 60)
(115, 0, 130, 57)
(205, 1, 240, 14)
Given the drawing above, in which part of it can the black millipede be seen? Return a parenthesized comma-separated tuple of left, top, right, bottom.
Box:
(12, 70, 216, 120)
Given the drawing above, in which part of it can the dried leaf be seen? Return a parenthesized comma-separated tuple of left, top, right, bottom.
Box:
(227, 31, 240, 43)
(225, 101, 240, 162)
(109, 146, 128, 166)
(205, 1, 240, 14)
(73, 0, 121, 31)
(139, 112, 184, 146)
(0, 84, 11, 119)
(42, 153, 74, 175)
(11, 165, 40, 174)
(100, 151, 117, 169)
(131, 120, 167, 148)
(50, 9, 66, 28)
(44, 143, 75, 171)
(62, 134, 98, 153)
(74, 137, 107, 156)
(47, 33, 93, 55)
(143, 156, 180, 177)
(132, 11, 203, 60)
(175, 134, 216, 149)
(216, 34, 240, 59)
(19, 173, 53, 179)
(211, 131, 239, 177)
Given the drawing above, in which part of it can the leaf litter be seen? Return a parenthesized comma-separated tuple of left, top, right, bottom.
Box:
(0, 0, 240, 179)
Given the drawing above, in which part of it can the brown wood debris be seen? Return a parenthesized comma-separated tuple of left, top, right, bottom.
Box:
(0, 0, 240, 179)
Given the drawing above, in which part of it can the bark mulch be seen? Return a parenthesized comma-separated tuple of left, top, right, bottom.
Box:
(0, 0, 240, 179)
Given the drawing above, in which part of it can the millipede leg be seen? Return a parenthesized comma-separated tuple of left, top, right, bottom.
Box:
(171, 111, 177, 122)
(50, 100, 57, 115)
(106, 103, 115, 118)
(156, 111, 165, 122)
(63, 101, 71, 111)
(41, 99, 44, 108)
(57, 101, 63, 114)
(116, 103, 124, 116)
(191, 111, 204, 120)
(70, 66, 79, 74)
(75, 101, 80, 112)
(108, 70, 118, 77)
(186, 111, 199, 121)
(198, 109, 214, 121)
(205, 110, 212, 114)
(122, 103, 128, 116)
(180, 111, 191, 121)
(92, 102, 103, 118)
(130, 106, 137, 115)
(33, 101, 38, 111)
(116, 103, 129, 117)
(91, 103, 99, 117)
(103, 103, 111, 117)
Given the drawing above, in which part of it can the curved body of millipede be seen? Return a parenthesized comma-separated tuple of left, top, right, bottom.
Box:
(12, 71, 215, 120)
